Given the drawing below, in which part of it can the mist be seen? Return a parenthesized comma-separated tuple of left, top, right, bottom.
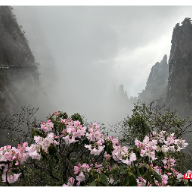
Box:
(11, 6, 192, 125)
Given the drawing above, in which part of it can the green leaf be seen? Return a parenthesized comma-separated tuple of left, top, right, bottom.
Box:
(188, 180, 192, 186)
(49, 161, 54, 171)
(100, 173, 108, 186)
(168, 178, 174, 185)
(54, 155, 59, 164)
(152, 170, 162, 183)
(129, 174, 137, 186)
(112, 169, 119, 181)
(140, 166, 145, 175)
(48, 145, 57, 156)
(32, 129, 44, 137)
(119, 166, 126, 174)
(124, 174, 129, 186)
(89, 181, 97, 186)
(107, 142, 113, 154)
(147, 174, 153, 184)
(85, 174, 89, 181)
(40, 148, 48, 160)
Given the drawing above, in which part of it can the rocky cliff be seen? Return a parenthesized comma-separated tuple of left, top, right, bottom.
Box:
(138, 55, 169, 105)
(0, 6, 52, 146)
(166, 18, 192, 117)
(0, 6, 38, 114)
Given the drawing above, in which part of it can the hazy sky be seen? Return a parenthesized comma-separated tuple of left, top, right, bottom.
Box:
(12, 6, 192, 122)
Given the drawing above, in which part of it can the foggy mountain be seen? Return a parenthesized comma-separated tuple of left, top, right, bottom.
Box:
(139, 18, 192, 119)
(167, 18, 192, 118)
(12, 6, 140, 124)
(0, 6, 52, 117)
(0, 6, 138, 147)
(1, 6, 192, 148)
(138, 54, 169, 106)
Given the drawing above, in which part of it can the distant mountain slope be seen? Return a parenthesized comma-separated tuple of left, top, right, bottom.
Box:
(0, 6, 53, 146)
(167, 18, 192, 117)
(138, 54, 169, 105)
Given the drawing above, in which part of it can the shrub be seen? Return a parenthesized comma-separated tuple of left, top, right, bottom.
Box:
(0, 110, 191, 186)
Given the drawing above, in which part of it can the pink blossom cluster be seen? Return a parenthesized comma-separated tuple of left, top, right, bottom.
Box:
(51, 111, 61, 117)
(136, 176, 152, 186)
(135, 136, 157, 161)
(104, 152, 111, 161)
(74, 162, 90, 175)
(61, 119, 86, 144)
(41, 119, 54, 133)
(160, 174, 169, 186)
(104, 136, 136, 165)
(0, 132, 59, 183)
(64, 161, 104, 186)
(134, 163, 173, 186)
(112, 145, 136, 165)
(162, 156, 176, 168)
(153, 131, 188, 151)
(149, 162, 178, 186)
(135, 131, 188, 162)
(63, 163, 90, 187)
(33, 132, 59, 153)
(63, 177, 75, 186)
(176, 170, 192, 184)
(0, 143, 29, 183)
(74, 163, 90, 185)
(85, 122, 105, 156)
(0, 112, 190, 186)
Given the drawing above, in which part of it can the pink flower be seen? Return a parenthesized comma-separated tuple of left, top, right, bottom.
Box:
(122, 159, 131, 165)
(73, 129, 85, 138)
(15, 161, 19, 166)
(167, 173, 172, 175)
(130, 152, 137, 162)
(96, 139, 103, 146)
(90, 146, 104, 156)
(67, 177, 75, 186)
(34, 136, 43, 144)
(112, 138, 119, 146)
(2, 173, 21, 184)
(76, 172, 85, 182)
(84, 144, 92, 151)
(63, 184, 69, 187)
(81, 163, 89, 170)
(76, 181, 80, 186)
(161, 174, 168, 185)
(4, 151, 13, 161)
(63, 135, 78, 144)
(105, 154, 111, 161)
(177, 173, 184, 181)
(93, 131, 101, 140)
(28, 150, 41, 160)
(0, 151, 5, 161)
(74, 166, 80, 174)
(162, 159, 167, 165)
(41, 121, 53, 133)
(22, 142, 28, 147)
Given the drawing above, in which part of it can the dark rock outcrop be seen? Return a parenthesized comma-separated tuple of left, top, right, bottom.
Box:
(139, 55, 169, 105)
(0, 6, 52, 146)
(0, 6, 38, 116)
(167, 18, 192, 117)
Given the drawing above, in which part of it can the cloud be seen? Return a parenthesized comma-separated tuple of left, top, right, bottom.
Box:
(12, 6, 192, 122)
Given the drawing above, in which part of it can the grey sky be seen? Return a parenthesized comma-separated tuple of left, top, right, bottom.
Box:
(12, 6, 192, 122)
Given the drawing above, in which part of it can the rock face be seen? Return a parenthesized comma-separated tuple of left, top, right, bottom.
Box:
(139, 55, 169, 105)
(0, 6, 52, 146)
(167, 18, 192, 117)
(12, 6, 58, 103)
(139, 18, 192, 118)
(0, 6, 39, 116)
